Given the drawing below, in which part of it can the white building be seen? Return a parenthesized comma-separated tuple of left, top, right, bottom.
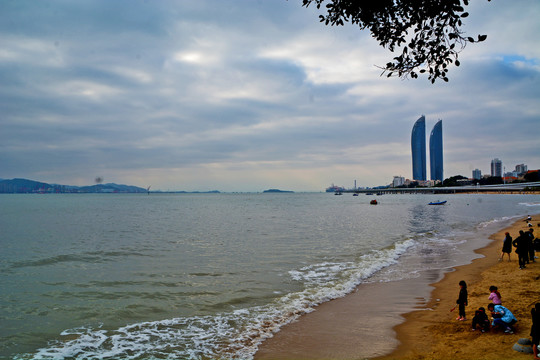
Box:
(393, 176, 405, 187)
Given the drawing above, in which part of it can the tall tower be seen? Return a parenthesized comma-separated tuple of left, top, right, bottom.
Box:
(429, 120, 443, 182)
(491, 158, 502, 177)
(411, 115, 426, 181)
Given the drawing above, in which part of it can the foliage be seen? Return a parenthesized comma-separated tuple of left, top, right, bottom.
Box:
(524, 170, 540, 182)
(472, 176, 504, 185)
(301, 0, 490, 83)
(442, 175, 468, 187)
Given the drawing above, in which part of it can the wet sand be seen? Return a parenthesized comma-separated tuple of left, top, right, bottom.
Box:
(255, 215, 540, 360)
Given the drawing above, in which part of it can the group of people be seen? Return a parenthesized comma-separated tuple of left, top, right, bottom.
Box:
(456, 281, 540, 359)
(500, 227, 538, 269)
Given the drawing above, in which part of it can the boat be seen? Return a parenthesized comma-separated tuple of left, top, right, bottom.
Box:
(370, 199, 378, 205)
(353, 193, 359, 196)
(334, 191, 343, 195)
(428, 200, 447, 205)
(365, 192, 374, 195)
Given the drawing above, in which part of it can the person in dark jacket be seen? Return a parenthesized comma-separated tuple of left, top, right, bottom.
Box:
(471, 307, 490, 332)
(527, 228, 536, 263)
(456, 280, 468, 321)
(513, 230, 529, 269)
(500, 232, 512, 262)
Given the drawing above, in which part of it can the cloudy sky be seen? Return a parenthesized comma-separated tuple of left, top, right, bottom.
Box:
(1, 1, 539, 192)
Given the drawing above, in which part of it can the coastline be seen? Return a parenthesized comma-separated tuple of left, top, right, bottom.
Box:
(255, 214, 540, 360)
(378, 214, 539, 360)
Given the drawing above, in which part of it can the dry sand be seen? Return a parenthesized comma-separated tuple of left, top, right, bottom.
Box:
(379, 215, 540, 360)
(255, 215, 540, 360)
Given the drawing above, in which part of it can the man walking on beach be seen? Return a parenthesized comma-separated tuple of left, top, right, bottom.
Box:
(513, 230, 529, 269)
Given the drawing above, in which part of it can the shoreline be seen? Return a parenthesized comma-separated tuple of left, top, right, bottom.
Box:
(378, 214, 540, 360)
(255, 214, 540, 360)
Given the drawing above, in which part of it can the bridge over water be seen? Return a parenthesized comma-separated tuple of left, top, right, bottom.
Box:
(343, 181, 540, 195)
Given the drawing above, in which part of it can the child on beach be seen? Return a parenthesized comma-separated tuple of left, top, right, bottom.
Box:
(488, 303, 517, 334)
(488, 286, 502, 305)
(456, 280, 468, 321)
(471, 307, 490, 332)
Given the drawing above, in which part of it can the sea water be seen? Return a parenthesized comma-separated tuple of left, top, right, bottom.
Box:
(1, 193, 539, 359)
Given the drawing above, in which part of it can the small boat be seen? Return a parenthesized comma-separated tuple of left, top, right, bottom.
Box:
(428, 200, 447, 205)
(365, 192, 374, 195)
(370, 199, 378, 205)
(353, 193, 359, 196)
(334, 191, 343, 195)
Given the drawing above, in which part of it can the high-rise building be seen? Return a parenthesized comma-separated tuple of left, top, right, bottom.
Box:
(411, 115, 426, 181)
(491, 158, 502, 177)
(393, 176, 405, 187)
(515, 164, 528, 175)
(472, 169, 482, 180)
(429, 120, 443, 182)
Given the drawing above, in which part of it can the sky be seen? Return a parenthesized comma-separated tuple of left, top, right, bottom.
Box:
(1, 0, 539, 192)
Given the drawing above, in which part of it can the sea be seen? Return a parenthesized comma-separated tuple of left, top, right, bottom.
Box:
(1, 192, 539, 360)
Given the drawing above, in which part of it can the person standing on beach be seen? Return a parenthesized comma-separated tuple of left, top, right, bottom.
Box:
(513, 230, 528, 269)
(456, 280, 468, 321)
(531, 303, 540, 360)
(531, 303, 540, 359)
(501, 232, 512, 261)
(527, 228, 536, 263)
(488, 286, 502, 305)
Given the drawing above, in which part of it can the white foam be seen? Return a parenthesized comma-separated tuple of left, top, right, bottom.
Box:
(23, 239, 418, 360)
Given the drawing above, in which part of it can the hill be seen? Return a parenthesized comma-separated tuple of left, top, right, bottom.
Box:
(0, 178, 148, 194)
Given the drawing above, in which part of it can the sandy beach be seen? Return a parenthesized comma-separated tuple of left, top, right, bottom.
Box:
(255, 215, 540, 360)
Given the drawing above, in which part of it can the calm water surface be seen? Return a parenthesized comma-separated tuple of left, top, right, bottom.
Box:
(1, 193, 539, 359)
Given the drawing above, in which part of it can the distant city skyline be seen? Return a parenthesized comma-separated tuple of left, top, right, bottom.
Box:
(411, 116, 443, 183)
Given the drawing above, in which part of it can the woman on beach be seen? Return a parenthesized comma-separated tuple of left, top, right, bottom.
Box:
(500, 232, 512, 261)
(488, 303, 517, 334)
(488, 286, 502, 305)
(456, 280, 468, 321)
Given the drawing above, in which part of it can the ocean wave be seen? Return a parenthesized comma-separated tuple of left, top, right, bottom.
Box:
(9, 250, 152, 269)
(22, 239, 417, 360)
(519, 202, 540, 207)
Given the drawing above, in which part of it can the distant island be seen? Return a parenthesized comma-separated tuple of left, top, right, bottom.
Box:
(0, 178, 225, 194)
(263, 189, 294, 193)
(0, 178, 149, 194)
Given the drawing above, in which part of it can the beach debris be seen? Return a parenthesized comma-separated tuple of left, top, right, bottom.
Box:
(512, 339, 534, 354)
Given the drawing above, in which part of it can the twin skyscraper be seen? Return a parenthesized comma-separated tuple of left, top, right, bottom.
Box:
(411, 115, 443, 182)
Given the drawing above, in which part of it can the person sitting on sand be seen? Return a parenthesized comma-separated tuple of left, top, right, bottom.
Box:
(488, 286, 502, 305)
(500, 232, 512, 262)
(488, 303, 517, 334)
(531, 303, 540, 360)
(471, 307, 490, 333)
(525, 215, 532, 222)
(456, 280, 468, 321)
